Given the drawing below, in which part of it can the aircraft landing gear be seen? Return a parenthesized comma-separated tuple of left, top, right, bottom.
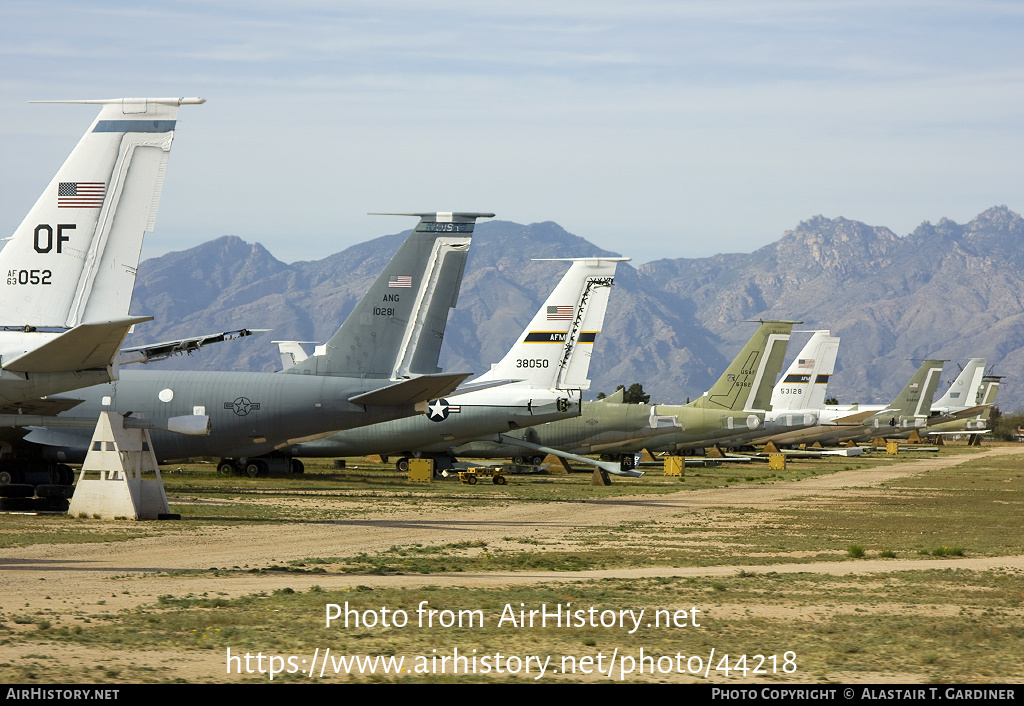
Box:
(245, 461, 268, 478)
(218, 456, 302, 476)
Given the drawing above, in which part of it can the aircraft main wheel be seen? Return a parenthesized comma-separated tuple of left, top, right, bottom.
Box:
(34, 497, 70, 512)
(531, 456, 544, 465)
(466, 475, 477, 485)
(217, 461, 236, 476)
(493, 475, 507, 485)
(56, 464, 74, 485)
(0, 483, 34, 498)
(36, 484, 74, 499)
(245, 462, 267, 478)
(395, 458, 410, 472)
(0, 471, 13, 485)
(290, 459, 305, 474)
(0, 497, 33, 512)
(512, 456, 525, 464)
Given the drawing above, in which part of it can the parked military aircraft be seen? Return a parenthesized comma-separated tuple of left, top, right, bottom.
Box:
(755, 353, 993, 447)
(927, 372, 1001, 437)
(655, 325, 839, 448)
(273, 257, 625, 471)
(454, 320, 796, 461)
(0, 97, 205, 410)
(769, 330, 839, 414)
(758, 358, 946, 447)
(6, 212, 491, 482)
(879, 358, 991, 439)
(927, 359, 987, 422)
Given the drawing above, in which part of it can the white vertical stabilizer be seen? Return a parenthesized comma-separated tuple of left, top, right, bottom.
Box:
(770, 330, 839, 411)
(1, 97, 204, 329)
(933, 358, 986, 412)
(473, 258, 625, 390)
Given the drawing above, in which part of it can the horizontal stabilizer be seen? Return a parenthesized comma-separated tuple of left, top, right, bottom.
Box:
(448, 378, 524, 397)
(117, 328, 267, 365)
(832, 408, 892, 426)
(3, 316, 152, 373)
(931, 404, 990, 424)
(348, 372, 471, 406)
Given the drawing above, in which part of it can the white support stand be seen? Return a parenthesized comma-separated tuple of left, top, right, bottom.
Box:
(67, 412, 170, 520)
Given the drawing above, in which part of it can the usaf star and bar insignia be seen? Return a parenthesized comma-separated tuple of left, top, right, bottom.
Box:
(426, 398, 461, 422)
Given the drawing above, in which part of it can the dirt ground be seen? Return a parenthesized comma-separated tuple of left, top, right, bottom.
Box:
(3, 447, 1022, 612)
(2, 446, 1022, 683)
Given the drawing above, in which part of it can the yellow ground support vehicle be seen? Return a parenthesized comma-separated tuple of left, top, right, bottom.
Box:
(457, 467, 508, 485)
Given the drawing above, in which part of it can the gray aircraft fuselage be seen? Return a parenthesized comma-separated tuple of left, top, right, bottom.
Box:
(37, 370, 423, 463)
(0, 369, 112, 408)
(281, 398, 580, 458)
(453, 400, 768, 458)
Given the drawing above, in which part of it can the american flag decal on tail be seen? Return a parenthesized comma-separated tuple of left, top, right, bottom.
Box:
(388, 275, 412, 288)
(58, 182, 105, 208)
(547, 305, 573, 321)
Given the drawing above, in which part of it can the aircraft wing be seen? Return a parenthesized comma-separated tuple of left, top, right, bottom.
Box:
(3, 316, 153, 373)
(348, 372, 472, 406)
(116, 329, 268, 365)
(0, 398, 84, 416)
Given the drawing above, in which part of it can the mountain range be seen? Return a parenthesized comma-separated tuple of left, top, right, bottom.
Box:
(124, 206, 1024, 410)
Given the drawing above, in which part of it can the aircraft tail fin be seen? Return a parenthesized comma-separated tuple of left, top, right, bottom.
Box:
(978, 374, 1002, 422)
(287, 212, 492, 379)
(980, 374, 1001, 406)
(770, 330, 839, 411)
(889, 359, 945, 418)
(689, 321, 796, 411)
(0, 98, 204, 329)
(933, 358, 986, 411)
(474, 258, 625, 390)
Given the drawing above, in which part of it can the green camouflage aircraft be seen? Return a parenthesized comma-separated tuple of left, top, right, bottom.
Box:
(454, 320, 796, 462)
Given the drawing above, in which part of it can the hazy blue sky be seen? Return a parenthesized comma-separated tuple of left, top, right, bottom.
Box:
(2, 1, 1022, 265)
